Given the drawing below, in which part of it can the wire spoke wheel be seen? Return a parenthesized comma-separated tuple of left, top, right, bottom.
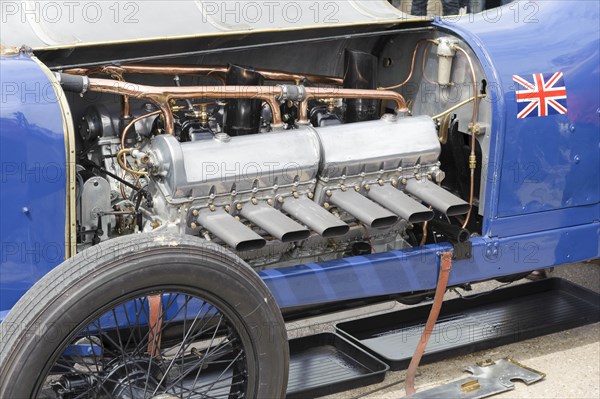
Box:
(0, 234, 289, 399)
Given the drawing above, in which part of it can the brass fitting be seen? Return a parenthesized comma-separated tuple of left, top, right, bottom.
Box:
(469, 154, 477, 170)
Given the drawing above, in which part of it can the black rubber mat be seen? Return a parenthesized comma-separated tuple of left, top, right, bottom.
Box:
(286, 333, 389, 398)
(336, 278, 600, 370)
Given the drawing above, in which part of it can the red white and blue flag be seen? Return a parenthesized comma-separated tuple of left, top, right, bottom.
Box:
(512, 72, 568, 119)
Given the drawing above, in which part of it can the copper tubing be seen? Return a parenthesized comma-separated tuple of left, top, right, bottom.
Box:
(65, 64, 344, 86)
(119, 110, 162, 177)
(88, 79, 285, 133)
(380, 39, 438, 90)
(297, 87, 408, 122)
(86, 78, 407, 133)
(405, 251, 453, 396)
(453, 46, 479, 229)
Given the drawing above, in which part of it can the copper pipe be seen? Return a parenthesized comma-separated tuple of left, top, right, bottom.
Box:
(405, 251, 453, 396)
(65, 64, 343, 86)
(120, 110, 162, 177)
(380, 39, 438, 90)
(297, 87, 408, 122)
(421, 41, 437, 85)
(453, 46, 479, 229)
(87, 78, 285, 133)
(87, 78, 406, 133)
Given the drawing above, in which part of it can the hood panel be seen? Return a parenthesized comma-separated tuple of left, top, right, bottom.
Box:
(1, 1, 420, 50)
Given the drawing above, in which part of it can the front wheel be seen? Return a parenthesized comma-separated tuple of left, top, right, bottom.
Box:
(0, 233, 289, 399)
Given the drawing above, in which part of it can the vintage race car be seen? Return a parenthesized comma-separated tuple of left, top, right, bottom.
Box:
(0, 1, 598, 397)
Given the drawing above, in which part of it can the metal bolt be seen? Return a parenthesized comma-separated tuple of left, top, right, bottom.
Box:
(326, 190, 333, 197)
(415, 174, 422, 181)
(323, 202, 330, 209)
(277, 196, 285, 204)
(234, 216, 241, 221)
(340, 185, 348, 192)
(267, 198, 273, 206)
(293, 191, 300, 199)
(401, 178, 408, 185)
(251, 197, 258, 205)
(427, 174, 433, 180)
(307, 192, 314, 199)
(190, 223, 198, 229)
(391, 179, 398, 187)
(364, 184, 371, 191)
(224, 205, 231, 212)
(236, 203, 243, 210)
(378, 179, 384, 186)
(192, 209, 200, 217)
(354, 186, 361, 192)
(209, 204, 216, 212)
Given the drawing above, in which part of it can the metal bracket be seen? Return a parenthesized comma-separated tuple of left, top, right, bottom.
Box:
(408, 357, 545, 398)
(452, 240, 472, 260)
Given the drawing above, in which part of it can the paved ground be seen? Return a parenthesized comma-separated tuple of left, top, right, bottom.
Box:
(287, 261, 600, 398)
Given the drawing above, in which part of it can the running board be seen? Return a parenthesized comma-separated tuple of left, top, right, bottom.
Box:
(336, 278, 600, 370)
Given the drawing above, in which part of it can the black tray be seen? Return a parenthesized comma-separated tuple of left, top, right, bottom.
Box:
(336, 278, 600, 370)
(286, 333, 389, 398)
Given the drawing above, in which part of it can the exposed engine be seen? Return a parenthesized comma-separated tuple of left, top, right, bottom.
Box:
(67, 46, 476, 268)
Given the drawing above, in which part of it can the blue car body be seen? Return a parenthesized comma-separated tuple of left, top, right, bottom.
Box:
(1, 1, 598, 317)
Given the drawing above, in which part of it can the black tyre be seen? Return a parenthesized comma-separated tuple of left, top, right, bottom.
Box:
(0, 233, 288, 398)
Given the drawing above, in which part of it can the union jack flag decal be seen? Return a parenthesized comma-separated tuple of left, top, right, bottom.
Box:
(512, 72, 568, 119)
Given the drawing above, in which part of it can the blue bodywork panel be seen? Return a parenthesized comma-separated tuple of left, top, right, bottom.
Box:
(262, 2, 600, 308)
(261, 222, 598, 308)
(0, 54, 67, 316)
(0, 2, 598, 317)
(441, 2, 600, 237)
